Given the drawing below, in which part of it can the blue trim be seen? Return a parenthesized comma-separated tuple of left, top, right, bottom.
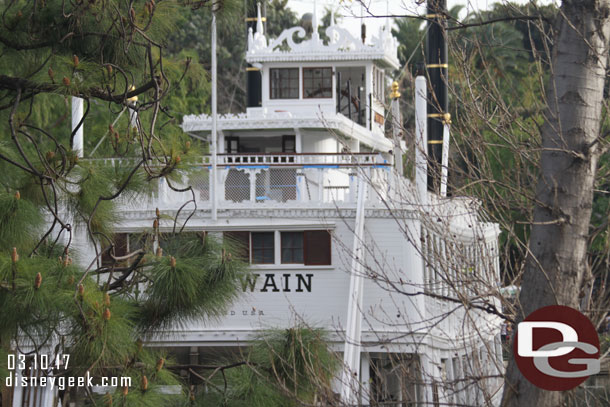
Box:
(303, 164, 340, 169)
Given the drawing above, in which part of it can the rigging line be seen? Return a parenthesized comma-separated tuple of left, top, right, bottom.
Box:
(89, 107, 127, 157)
(396, 22, 431, 83)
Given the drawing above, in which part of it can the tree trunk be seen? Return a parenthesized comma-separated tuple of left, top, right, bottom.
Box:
(502, 1, 610, 406)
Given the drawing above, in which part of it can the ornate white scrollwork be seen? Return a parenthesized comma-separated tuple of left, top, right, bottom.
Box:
(246, 20, 399, 68)
(265, 26, 307, 52)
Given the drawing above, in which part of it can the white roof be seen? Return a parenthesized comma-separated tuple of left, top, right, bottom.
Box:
(246, 3, 400, 70)
(181, 111, 393, 152)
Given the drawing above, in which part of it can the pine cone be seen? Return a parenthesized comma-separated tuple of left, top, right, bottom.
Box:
(78, 283, 85, 297)
(11, 247, 18, 263)
(47, 67, 54, 81)
(156, 357, 164, 372)
(153, 219, 158, 230)
(106, 65, 113, 75)
(73, 55, 79, 68)
(175, 155, 181, 164)
(155, 207, 160, 218)
(104, 292, 111, 307)
(34, 272, 42, 289)
(130, 7, 136, 21)
(103, 308, 111, 321)
(169, 256, 176, 268)
(14, 191, 20, 200)
(155, 247, 163, 258)
(46, 151, 55, 161)
(141, 375, 148, 391)
(185, 140, 191, 150)
(122, 386, 129, 396)
(62, 77, 70, 87)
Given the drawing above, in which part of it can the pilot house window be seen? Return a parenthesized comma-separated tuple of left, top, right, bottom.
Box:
(270, 68, 299, 99)
(303, 68, 332, 98)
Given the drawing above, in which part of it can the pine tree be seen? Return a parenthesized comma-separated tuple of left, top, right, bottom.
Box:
(0, 1, 338, 405)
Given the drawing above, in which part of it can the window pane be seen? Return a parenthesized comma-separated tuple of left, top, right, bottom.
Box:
(252, 232, 274, 264)
(303, 68, 332, 98)
(281, 232, 303, 263)
(270, 68, 299, 99)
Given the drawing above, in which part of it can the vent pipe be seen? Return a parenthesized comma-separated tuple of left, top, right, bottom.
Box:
(245, 0, 264, 107)
(426, 0, 449, 193)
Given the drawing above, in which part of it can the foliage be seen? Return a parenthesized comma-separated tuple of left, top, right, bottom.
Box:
(0, 1, 340, 404)
(196, 326, 338, 406)
(166, 0, 299, 114)
(0, 0, 263, 405)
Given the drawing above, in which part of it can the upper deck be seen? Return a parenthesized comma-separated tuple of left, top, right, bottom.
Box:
(183, 3, 400, 151)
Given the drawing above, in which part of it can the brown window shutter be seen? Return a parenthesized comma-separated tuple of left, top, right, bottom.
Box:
(223, 231, 250, 262)
(304, 230, 331, 265)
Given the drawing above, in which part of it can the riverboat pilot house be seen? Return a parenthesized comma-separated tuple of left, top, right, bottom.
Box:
(21, 3, 504, 406)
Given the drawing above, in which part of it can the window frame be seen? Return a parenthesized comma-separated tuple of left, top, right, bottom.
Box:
(251, 231, 275, 264)
(302, 67, 333, 99)
(281, 231, 304, 264)
(223, 230, 332, 267)
(269, 68, 300, 100)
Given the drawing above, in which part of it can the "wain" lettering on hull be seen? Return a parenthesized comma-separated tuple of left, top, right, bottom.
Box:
(240, 273, 314, 293)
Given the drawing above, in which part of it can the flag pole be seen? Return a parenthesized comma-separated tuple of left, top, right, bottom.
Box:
(211, 8, 218, 221)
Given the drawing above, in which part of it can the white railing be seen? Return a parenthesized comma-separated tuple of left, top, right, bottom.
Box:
(171, 153, 391, 207)
(87, 153, 386, 167)
(85, 153, 392, 207)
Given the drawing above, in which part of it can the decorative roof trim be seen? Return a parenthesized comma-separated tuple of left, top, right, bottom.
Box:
(247, 19, 399, 69)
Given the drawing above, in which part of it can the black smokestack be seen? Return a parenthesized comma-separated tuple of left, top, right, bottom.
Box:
(245, 0, 264, 108)
(426, 0, 448, 193)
